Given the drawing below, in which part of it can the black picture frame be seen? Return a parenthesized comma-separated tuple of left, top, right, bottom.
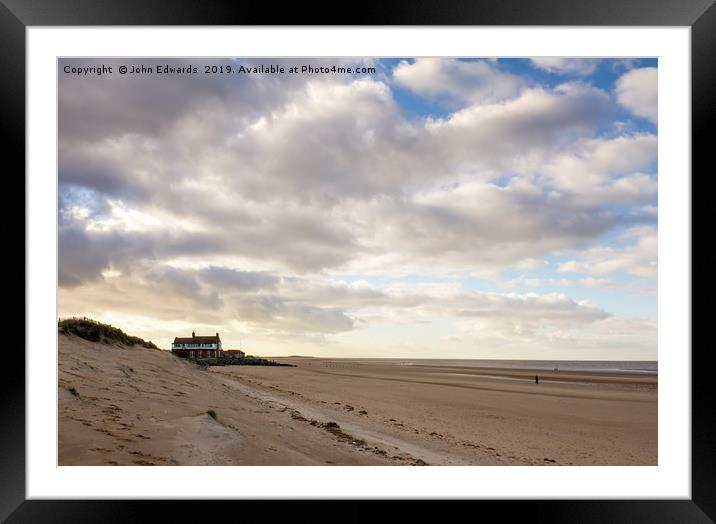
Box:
(5, 0, 711, 521)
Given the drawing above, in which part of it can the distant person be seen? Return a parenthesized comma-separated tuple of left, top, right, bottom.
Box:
(535, 375, 539, 384)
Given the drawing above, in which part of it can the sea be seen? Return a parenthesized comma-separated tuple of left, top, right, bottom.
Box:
(334, 359, 658, 376)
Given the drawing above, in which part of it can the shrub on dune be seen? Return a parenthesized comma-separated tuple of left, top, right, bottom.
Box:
(58, 317, 159, 349)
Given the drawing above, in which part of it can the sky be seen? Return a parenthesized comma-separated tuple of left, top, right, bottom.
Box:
(58, 57, 657, 359)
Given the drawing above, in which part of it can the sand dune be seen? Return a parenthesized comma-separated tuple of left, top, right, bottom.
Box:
(59, 335, 657, 465)
(59, 335, 420, 465)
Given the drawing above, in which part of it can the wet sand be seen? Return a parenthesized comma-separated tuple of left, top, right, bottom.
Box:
(59, 335, 657, 465)
(211, 357, 658, 465)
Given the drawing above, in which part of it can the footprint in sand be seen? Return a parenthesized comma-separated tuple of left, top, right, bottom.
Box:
(130, 450, 169, 463)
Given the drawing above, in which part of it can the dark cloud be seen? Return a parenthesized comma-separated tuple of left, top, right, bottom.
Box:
(58, 227, 113, 287)
(59, 58, 375, 142)
(200, 266, 278, 292)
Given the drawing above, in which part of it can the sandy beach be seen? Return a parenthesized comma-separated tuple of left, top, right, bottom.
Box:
(59, 335, 657, 466)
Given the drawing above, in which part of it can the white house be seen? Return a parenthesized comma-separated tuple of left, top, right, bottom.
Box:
(171, 331, 222, 358)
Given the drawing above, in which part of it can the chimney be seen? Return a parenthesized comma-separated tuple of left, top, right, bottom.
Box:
(216, 332, 219, 338)
(192, 331, 195, 338)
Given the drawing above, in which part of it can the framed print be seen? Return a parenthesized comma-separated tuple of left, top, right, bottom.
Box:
(5, 0, 712, 521)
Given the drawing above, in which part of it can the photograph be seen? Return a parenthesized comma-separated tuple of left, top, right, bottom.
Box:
(57, 56, 658, 467)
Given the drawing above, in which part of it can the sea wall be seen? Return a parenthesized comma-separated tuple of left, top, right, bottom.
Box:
(190, 356, 295, 367)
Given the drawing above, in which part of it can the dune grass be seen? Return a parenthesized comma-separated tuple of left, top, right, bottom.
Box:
(59, 317, 159, 349)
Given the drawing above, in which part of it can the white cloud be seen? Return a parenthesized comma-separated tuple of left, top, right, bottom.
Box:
(540, 133, 657, 205)
(615, 67, 657, 123)
(393, 58, 523, 104)
(424, 82, 613, 172)
(500, 276, 616, 290)
(530, 58, 601, 76)
(557, 226, 657, 278)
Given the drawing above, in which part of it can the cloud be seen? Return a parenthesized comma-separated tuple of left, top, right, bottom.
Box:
(530, 58, 601, 76)
(59, 74, 644, 278)
(231, 295, 355, 334)
(59, 58, 375, 142)
(444, 291, 609, 324)
(615, 67, 657, 123)
(146, 265, 222, 308)
(540, 133, 657, 205)
(58, 227, 114, 287)
(59, 260, 612, 344)
(220, 77, 420, 202)
(200, 266, 278, 292)
(57, 58, 657, 357)
(423, 83, 614, 172)
(393, 58, 524, 104)
(346, 178, 619, 273)
(557, 226, 657, 277)
(499, 275, 616, 290)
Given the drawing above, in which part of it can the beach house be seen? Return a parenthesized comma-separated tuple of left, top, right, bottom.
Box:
(171, 332, 223, 358)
